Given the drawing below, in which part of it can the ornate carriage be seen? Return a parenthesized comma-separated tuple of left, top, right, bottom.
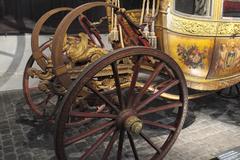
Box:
(22, 0, 240, 159)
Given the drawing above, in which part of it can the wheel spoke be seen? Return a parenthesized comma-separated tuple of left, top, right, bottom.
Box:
(46, 93, 54, 103)
(44, 94, 55, 104)
(143, 120, 176, 131)
(86, 83, 120, 113)
(64, 121, 115, 146)
(65, 118, 92, 128)
(117, 129, 125, 160)
(36, 99, 47, 106)
(136, 80, 179, 112)
(133, 62, 165, 108)
(111, 62, 125, 109)
(47, 95, 58, 106)
(150, 153, 161, 160)
(48, 96, 62, 119)
(35, 93, 54, 109)
(236, 84, 240, 94)
(154, 79, 172, 89)
(79, 127, 115, 160)
(163, 64, 175, 79)
(140, 131, 162, 153)
(48, 100, 57, 106)
(138, 101, 182, 116)
(236, 85, 240, 95)
(229, 86, 233, 95)
(101, 130, 119, 160)
(127, 131, 139, 160)
(69, 111, 117, 119)
(127, 56, 143, 107)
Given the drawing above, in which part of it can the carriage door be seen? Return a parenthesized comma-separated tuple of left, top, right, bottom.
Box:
(207, 0, 240, 79)
(165, 0, 215, 85)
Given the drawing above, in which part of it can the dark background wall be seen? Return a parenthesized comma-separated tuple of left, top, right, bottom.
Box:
(0, 0, 143, 35)
(0, 0, 107, 34)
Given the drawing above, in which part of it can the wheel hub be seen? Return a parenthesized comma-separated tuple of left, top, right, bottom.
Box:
(124, 116, 143, 134)
(117, 109, 143, 134)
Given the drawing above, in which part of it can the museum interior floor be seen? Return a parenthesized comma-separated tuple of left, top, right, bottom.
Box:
(0, 88, 239, 160)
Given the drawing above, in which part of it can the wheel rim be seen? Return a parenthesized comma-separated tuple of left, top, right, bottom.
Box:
(31, 7, 72, 70)
(55, 47, 188, 160)
(24, 8, 72, 117)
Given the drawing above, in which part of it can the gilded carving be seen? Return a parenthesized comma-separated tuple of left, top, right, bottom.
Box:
(63, 33, 107, 63)
(169, 15, 217, 36)
(217, 22, 240, 35)
(168, 14, 240, 36)
(29, 31, 134, 94)
(160, 0, 170, 12)
(126, 10, 142, 24)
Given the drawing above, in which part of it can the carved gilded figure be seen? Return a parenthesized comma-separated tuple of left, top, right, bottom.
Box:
(63, 33, 107, 63)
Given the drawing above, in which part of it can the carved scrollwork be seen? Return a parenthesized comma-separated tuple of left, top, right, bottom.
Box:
(169, 14, 218, 36)
(168, 14, 240, 36)
(217, 22, 240, 35)
(125, 10, 141, 24)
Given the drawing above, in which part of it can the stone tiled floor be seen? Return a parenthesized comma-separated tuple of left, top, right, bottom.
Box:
(166, 94, 240, 160)
(0, 89, 240, 160)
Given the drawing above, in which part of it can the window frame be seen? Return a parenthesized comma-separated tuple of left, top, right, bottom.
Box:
(172, 0, 214, 20)
(221, 0, 240, 20)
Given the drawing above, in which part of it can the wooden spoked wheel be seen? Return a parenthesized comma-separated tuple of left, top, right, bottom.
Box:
(55, 47, 188, 160)
(23, 55, 60, 118)
(31, 7, 72, 70)
(218, 83, 240, 98)
(23, 8, 72, 117)
(24, 5, 107, 118)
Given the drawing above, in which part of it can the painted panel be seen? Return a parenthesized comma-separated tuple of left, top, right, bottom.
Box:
(165, 32, 214, 78)
(207, 38, 240, 79)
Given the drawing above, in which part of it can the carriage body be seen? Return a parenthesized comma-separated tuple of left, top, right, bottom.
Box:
(165, 0, 240, 91)
(106, 0, 240, 91)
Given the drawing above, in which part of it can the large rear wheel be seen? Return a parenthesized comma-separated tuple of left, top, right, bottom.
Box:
(55, 47, 188, 160)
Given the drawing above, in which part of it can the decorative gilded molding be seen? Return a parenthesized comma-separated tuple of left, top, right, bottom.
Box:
(126, 10, 162, 26)
(168, 14, 240, 36)
(126, 10, 141, 24)
(160, 0, 170, 12)
(168, 14, 218, 36)
(217, 22, 240, 35)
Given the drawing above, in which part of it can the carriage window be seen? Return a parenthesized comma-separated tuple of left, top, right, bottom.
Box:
(120, 0, 143, 10)
(175, 0, 212, 16)
(223, 0, 240, 17)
